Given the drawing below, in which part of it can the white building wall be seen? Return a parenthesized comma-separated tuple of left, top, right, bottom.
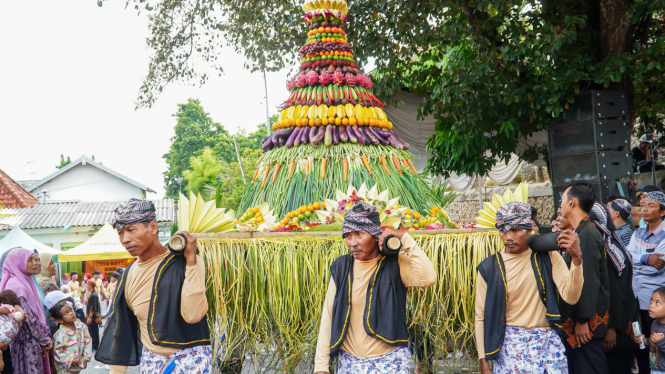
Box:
(30, 164, 144, 202)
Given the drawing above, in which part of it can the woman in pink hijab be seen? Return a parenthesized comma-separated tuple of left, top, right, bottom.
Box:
(0, 248, 53, 374)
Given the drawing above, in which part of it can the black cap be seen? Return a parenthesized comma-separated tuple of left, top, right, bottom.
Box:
(70, 271, 78, 275)
(93, 270, 101, 275)
(111, 272, 120, 279)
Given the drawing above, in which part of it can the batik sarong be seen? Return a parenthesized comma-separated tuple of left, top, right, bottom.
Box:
(337, 346, 411, 374)
(138, 345, 213, 374)
(493, 326, 567, 374)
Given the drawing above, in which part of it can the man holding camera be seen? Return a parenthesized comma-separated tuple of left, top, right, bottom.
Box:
(314, 200, 436, 374)
(475, 201, 584, 374)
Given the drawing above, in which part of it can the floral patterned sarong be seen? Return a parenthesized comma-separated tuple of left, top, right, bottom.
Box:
(337, 346, 411, 374)
(493, 326, 567, 374)
(139, 345, 212, 374)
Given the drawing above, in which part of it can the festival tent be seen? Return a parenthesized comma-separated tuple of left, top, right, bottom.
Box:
(0, 226, 62, 255)
(56, 223, 134, 262)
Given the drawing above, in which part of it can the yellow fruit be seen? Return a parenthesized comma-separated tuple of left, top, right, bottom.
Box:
(335, 117, 342, 126)
(300, 205, 308, 213)
(413, 212, 421, 219)
(299, 105, 309, 118)
(287, 106, 296, 119)
(315, 118, 322, 126)
(369, 107, 378, 119)
(328, 105, 336, 118)
(376, 107, 386, 120)
(280, 110, 288, 122)
(308, 204, 314, 211)
(322, 118, 329, 126)
(405, 209, 411, 215)
(252, 207, 260, 214)
(355, 104, 364, 118)
(314, 202, 321, 209)
(349, 117, 356, 126)
(287, 212, 295, 218)
(344, 103, 354, 117)
(336, 105, 344, 118)
(318, 105, 327, 119)
(308, 105, 317, 119)
(342, 118, 349, 126)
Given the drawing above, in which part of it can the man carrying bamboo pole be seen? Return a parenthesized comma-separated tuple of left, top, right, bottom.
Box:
(475, 201, 584, 374)
(314, 200, 437, 374)
(94, 199, 212, 374)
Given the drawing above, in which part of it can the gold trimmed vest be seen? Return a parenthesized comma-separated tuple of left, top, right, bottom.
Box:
(95, 253, 210, 366)
(328, 253, 409, 358)
(477, 251, 560, 360)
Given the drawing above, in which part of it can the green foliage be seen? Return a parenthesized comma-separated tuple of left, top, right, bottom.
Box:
(214, 148, 263, 212)
(183, 148, 224, 195)
(127, 0, 665, 178)
(56, 154, 72, 169)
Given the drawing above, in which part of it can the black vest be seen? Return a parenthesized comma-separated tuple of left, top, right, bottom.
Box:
(95, 253, 211, 366)
(477, 251, 559, 360)
(329, 254, 409, 359)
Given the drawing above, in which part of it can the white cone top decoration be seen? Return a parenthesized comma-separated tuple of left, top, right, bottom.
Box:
(178, 192, 236, 233)
(303, 0, 348, 15)
(475, 182, 530, 229)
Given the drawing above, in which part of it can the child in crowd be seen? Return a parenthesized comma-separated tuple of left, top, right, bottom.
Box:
(50, 302, 92, 373)
(635, 287, 665, 373)
(0, 290, 24, 343)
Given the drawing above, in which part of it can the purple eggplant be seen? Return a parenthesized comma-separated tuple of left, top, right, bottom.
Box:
(369, 127, 388, 146)
(352, 126, 366, 145)
(388, 133, 403, 150)
(332, 126, 340, 144)
(375, 129, 392, 138)
(287, 127, 301, 148)
(262, 139, 273, 152)
(278, 137, 285, 146)
(347, 126, 357, 143)
(391, 133, 409, 150)
(339, 127, 349, 142)
(324, 125, 333, 147)
(271, 130, 281, 145)
(300, 126, 310, 144)
(311, 126, 325, 146)
(363, 127, 380, 146)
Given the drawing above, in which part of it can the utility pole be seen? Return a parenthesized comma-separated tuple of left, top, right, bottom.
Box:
(264, 69, 271, 136)
(233, 134, 247, 184)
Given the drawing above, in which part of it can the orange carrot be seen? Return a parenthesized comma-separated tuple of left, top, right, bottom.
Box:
(305, 159, 310, 181)
(343, 158, 348, 181)
(380, 156, 391, 176)
(362, 155, 371, 175)
(287, 161, 296, 178)
(401, 159, 411, 173)
(272, 163, 281, 184)
(321, 158, 327, 179)
(261, 165, 271, 189)
(393, 156, 403, 176)
(253, 168, 259, 180)
(409, 160, 417, 174)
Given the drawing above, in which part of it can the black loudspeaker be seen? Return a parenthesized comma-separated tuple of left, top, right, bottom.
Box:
(553, 91, 629, 124)
(552, 182, 637, 210)
(548, 91, 634, 207)
(550, 151, 633, 185)
(549, 119, 631, 155)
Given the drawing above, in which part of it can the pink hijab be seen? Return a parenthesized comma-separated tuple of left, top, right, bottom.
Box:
(0, 248, 46, 326)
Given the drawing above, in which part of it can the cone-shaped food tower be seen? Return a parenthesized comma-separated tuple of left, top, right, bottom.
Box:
(239, 0, 439, 218)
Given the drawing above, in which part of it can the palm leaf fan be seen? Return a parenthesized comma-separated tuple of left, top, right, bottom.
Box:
(178, 192, 235, 233)
(475, 183, 530, 228)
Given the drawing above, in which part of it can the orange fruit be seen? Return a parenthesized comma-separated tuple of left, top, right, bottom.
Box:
(318, 27, 324, 32)
(287, 212, 295, 218)
(334, 50, 339, 55)
(342, 118, 349, 126)
(314, 202, 321, 209)
(308, 204, 314, 211)
(335, 117, 342, 126)
(252, 207, 260, 214)
(315, 118, 322, 126)
(413, 212, 421, 219)
(322, 118, 329, 126)
(325, 27, 331, 33)
(300, 205, 308, 212)
(322, 202, 327, 209)
(369, 119, 376, 127)
(296, 118, 302, 127)
(289, 118, 296, 126)
(309, 119, 315, 126)
(348, 117, 356, 126)
(356, 118, 364, 126)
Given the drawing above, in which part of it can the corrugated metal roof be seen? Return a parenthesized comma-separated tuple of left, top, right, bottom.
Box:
(0, 199, 174, 230)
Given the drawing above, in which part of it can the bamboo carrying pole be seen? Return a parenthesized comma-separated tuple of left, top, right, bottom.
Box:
(198, 230, 501, 373)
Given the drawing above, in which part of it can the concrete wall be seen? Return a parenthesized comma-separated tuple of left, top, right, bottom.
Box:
(30, 164, 144, 202)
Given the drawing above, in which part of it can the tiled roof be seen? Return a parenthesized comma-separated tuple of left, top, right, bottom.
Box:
(0, 199, 174, 230)
(0, 169, 39, 209)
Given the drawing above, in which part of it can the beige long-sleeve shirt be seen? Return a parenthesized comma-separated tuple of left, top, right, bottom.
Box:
(474, 249, 584, 359)
(314, 233, 437, 372)
(110, 251, 208, 374)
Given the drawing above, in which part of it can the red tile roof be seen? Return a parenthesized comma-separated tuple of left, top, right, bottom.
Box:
(0, 169, 39, 209)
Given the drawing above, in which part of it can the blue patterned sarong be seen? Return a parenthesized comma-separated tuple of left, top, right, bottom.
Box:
(337, 346, 411, 374)
(493, 326, 567, 374)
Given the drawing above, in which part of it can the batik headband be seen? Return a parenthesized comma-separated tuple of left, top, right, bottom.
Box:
(609, 199, 632, 220)
(590, 202, 626, 275)
(342, 200, 383, 239)
(111, 198, 157, 230)
(495, 201, 533, 232)
(645, 191, 665, 207)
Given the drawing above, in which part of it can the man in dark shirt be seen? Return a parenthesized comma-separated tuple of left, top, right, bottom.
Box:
(557, 181, 611, 374)
(632, 134, 664, 173)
